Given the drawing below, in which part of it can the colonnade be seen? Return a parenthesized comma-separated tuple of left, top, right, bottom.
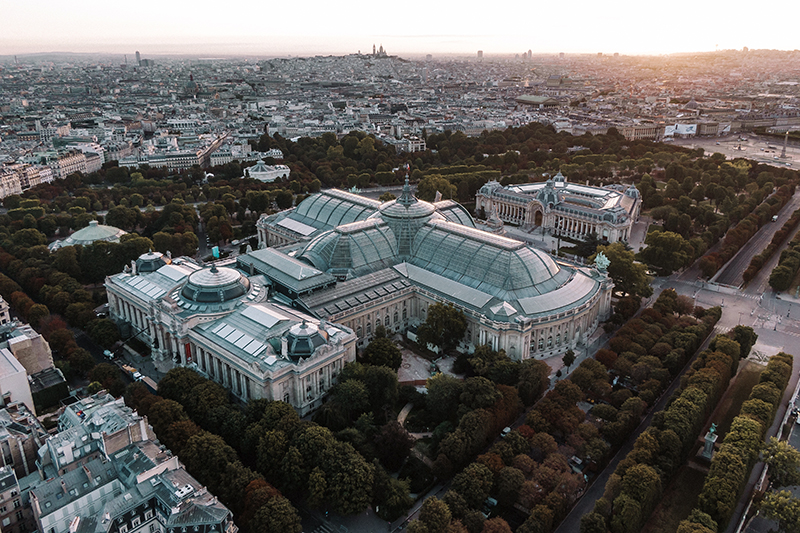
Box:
(495, 201, 526, 224)
(554, 215, 600, 238)
(192, 344, 251, 401)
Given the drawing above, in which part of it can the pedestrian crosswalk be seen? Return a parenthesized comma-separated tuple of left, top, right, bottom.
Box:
(308, 523, 335, 533)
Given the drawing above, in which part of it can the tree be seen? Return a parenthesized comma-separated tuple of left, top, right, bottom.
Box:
(26, 304, 50, 328)
(459, 377, 501, 410)
(249, 495, 302, 533)
(179, 432, 239, 492)
(676, 510, 717, 533)
(372, 464, 413, 521)
(147, 399, 189, 434)
(330, 379, 370, 422)
(374, 421, 415, 472)
(562, 349, 576, 372)
(275, 190, 294, 209)
(12, 228, 46, 248)
(321, 441, 374, 514)
(764, 438, 800, 489)
(427, 373, 465, 423)
(307, 467, 327, 508)
(639, 231, 694, 274)
(158, 367, 205, 405)
(417, 302, 467, 354)
(732, 326, 758, 359)
(770, 265, 795, 292)
(417, 175, 457, 202)
(451, 462, 493, 508)
(580, 512, 608, 533)
(495, 467, 525, 507)
(419, 497, 452, 533)
(760, 490, 800, 533)
(361, 334, 402, 370)
(481, 518, 512, 533)
(86, 318, 120, 349)
(517, 359, 551, 405)
(89, 363, 125, 395)
(593, 243, 652, 298)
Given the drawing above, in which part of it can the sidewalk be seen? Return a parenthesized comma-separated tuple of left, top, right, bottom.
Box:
(118, 345, 166, 383)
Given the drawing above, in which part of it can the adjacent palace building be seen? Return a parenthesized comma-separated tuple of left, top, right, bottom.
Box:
(475, 172, 641, 243)
(107, 181, 614, 415)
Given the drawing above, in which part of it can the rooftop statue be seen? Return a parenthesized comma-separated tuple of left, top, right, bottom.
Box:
(594, 251, 610, 272)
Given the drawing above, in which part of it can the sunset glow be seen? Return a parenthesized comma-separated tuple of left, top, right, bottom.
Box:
(3, 0, 799, 57)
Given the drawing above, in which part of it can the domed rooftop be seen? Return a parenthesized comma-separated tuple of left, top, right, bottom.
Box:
(410, 219, 571, 300)
(299, 218, 398, 276)
(180, 265, 251, 303)
(370, 178, 441, 257)
(49, 220, 127, 251)
(136, 251, 169, 273)
(285, 321, 327, 360)
(377, 178, 437, 221)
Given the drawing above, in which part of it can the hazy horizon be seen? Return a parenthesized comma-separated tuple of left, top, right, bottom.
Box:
(4, 0, 800, 59)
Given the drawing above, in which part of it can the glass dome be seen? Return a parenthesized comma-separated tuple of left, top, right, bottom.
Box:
(180, 265, 251, 303)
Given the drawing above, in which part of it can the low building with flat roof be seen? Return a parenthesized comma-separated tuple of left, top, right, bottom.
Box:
(0, 348, 34, 415)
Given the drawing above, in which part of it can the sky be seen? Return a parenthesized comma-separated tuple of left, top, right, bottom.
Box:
(3, 0, 800, 58)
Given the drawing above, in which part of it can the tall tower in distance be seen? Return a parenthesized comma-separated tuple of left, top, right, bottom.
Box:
(135, 51, 141, 66)
(477, 50, 483, 61)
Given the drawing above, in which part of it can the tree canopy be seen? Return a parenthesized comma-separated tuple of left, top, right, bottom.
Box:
(417, 302, 467, 353)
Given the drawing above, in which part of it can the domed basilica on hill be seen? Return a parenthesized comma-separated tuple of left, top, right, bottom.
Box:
(106, 180, 612, 415)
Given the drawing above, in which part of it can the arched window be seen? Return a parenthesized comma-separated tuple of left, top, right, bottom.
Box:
(539, 338, 544, 350)
(402, 308, 407, 320)
(556, 335, 560, 345)
(356, 326, 362, 338)
(366, 322, 372, 335)
(394, 311, 399, 324)
(385, 315, 390, 327)
(547, 337, 552, 348)
(375, 320, 380, 332)
(283, 393, 290, 403)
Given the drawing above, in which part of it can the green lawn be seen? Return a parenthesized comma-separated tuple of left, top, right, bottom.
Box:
(642, 466, 707, 533)
(711, 360, 763, 441)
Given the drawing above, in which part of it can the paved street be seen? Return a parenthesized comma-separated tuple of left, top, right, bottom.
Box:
(675, 134, 797, 169)
(713, 190, 800, 287)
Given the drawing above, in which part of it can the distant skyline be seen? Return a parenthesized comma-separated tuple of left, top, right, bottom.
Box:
(3, 0, 800, 58)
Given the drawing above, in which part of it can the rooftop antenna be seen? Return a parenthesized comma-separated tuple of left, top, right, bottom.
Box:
(14, 56, 18, 67)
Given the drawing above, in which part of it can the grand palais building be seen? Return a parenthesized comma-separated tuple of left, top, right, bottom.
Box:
(107, 181, 613, 414)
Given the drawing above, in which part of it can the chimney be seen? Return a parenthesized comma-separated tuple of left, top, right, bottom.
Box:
(60, 479, 68, 494)
(82, 464, 94, 486)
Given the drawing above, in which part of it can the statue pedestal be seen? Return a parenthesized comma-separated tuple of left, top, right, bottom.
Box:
(700, 431, 717, 461)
